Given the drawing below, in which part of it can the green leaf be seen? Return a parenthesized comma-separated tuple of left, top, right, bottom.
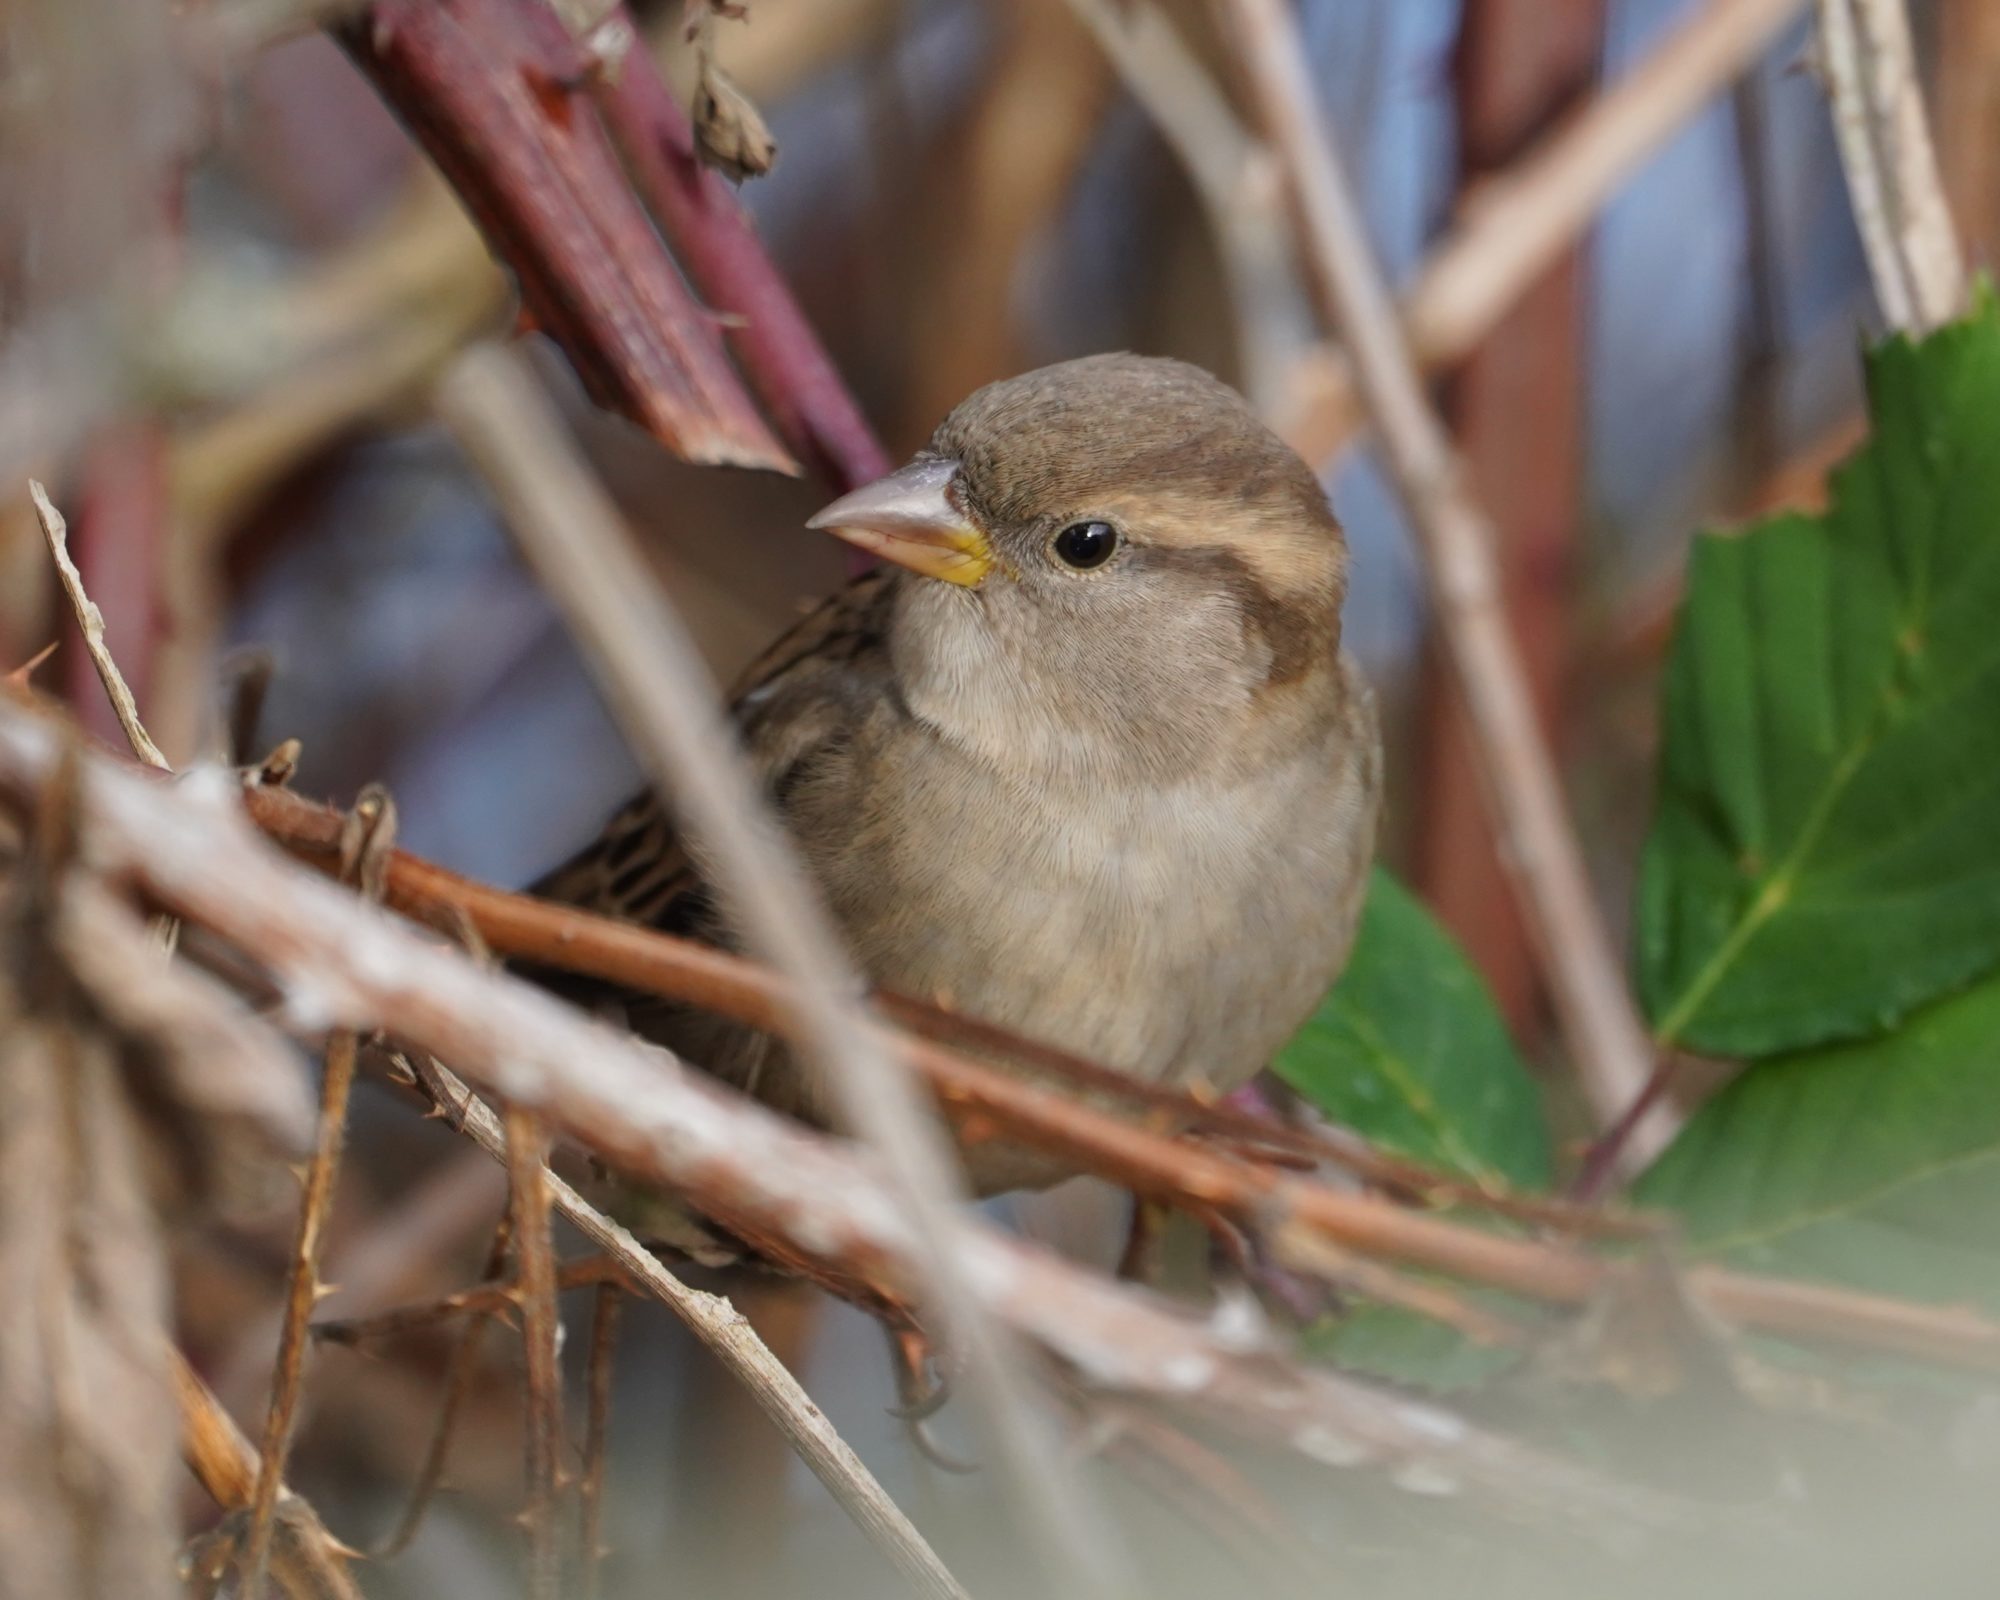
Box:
(1634, 973, 2000, 1309)
(1638, 293, 2000, 1057)
(1274, 869, 1549, 1189)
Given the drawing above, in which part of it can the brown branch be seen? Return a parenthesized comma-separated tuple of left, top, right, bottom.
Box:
(245, 782, 1647, 1243)
(0, 705, 1760, 1535)
(338, 0, 794, 471)
(505, 1106, 563, 1600)
(578, 1281, 622, 1600)
(218, 780, 2000, 1375)
(1221, 0, 1661, 1149)
(238, 1026, 359, 1599)
(1817, 0, 1968, 333)
(241, 787, 392, 1598)
(579, 5, 892, 491)
(171, 1352, 363, 1600)
(434, 337, 1121, 1591)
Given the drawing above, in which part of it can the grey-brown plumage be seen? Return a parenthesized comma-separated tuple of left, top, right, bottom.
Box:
(534, 354, 1381, 1193)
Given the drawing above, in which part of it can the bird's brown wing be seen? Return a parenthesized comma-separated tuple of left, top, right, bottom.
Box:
(528, 565, 899, 943)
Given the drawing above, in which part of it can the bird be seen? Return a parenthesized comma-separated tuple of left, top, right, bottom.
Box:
(532, 352, 1381, 1197)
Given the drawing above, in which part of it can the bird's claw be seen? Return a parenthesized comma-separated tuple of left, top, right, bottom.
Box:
(882, 1326, 979, 1472)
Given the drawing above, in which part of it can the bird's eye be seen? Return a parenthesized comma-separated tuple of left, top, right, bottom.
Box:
(1051, 520, 1119, 570)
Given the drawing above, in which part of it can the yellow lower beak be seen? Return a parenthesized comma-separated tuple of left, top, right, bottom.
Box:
(806, 457, 993, 587)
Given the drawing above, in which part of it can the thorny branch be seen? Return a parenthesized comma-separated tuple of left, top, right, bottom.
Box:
(0, 701, 1715, 1536)
(239, 788, 393, 1600)
(225, 778, 2000, 1379)
(172, 1353, 363, 1600)
(400, 1053, 974, 1600)
(504, 1105, 564, 1600)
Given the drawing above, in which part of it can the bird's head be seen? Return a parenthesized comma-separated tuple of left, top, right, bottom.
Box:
(808, 354, 1351, 777)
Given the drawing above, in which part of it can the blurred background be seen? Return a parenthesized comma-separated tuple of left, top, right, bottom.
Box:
(2, 0, 1994, 1595)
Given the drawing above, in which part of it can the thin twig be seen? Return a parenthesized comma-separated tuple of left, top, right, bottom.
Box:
(434, 338, 1123, 1592)
(417, 1059, 976, 1600)
(1062, 0, 1314, 413)
(240, 788, 393, 1598)
(1221, 0, 1660, 1148)
(505, 1105, 564, 1600)
(219, 1148, 505, 1413)
(238, 1027, 359, 1599)
(1817, 0, 1967, 334)
(29, 480, 168, 770)
(313, 1255, 621, 1346)
(579, 1281, 623, 1600)
(170, 1351, 364, 1600)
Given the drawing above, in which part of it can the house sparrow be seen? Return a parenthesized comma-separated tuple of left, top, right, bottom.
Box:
(534, 353, 1381, 1194)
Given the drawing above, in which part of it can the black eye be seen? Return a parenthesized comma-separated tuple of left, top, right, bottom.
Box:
(1052, 520, 1119, 570)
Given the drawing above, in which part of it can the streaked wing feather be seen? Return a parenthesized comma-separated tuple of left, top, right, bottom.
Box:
(528, 566, 897, 935)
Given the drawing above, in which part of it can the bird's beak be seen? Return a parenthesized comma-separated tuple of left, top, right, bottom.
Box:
(806, 457, 993, 587)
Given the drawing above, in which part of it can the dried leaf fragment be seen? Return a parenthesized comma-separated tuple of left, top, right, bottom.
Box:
(692, 59, 775, 181)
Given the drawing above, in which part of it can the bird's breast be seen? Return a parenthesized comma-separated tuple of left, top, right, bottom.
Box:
(798, 709, 1375, 1097)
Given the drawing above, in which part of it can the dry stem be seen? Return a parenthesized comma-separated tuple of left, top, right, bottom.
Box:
(1061, 0, 1301, 414)
(241, 788, 392, 1596)
(1817, 0, 1967, 333)
(171, 1352, 363, 1600)
(238, 1025, 358, 1599)
(505, 1106, 563, 1600)
(29, 480, 168, 770)
(1221, 0, 1661, 1147)
(415, 1056, 976, 1600)
(579, 1281, 622, 1600)
(434, 337, 1121, 1591)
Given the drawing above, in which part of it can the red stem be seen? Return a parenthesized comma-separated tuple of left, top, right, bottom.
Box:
(591, 17, 892, 492)
(343, 0, 793, 471)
